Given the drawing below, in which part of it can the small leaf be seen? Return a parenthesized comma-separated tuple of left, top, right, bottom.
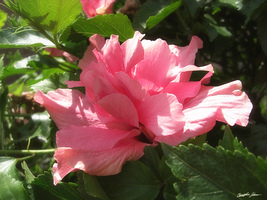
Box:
(97, 161, 161, 200)
(71, 14, 135, 42)
(21, 161, 35, 183)
(162, 143, 267, 199)
(0, 27, 54, 48)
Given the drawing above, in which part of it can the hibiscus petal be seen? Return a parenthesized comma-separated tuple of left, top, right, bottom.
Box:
(78, 34, 105, 70)
(34, 89, 100, 130)
(53, 148, 77, 185)
(164, 65, 214, 103)
(58, 137, 147, 177)
(137, 93, 185, 138)
(115, 71, 148, 103)
(169, 36, 203, 68)
(133, 39, 177, 94)
(121, 31, 145, 73)
(56, 126, 140, 151)
(101, 35, 124, 74)
(97, 93, 139, 127)
(183, 80, 253, 139)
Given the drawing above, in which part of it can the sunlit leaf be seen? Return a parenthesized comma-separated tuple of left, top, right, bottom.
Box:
(15, 0, 82, 35)
(70, 14, 134, 42)
(0, 27, 54, 48)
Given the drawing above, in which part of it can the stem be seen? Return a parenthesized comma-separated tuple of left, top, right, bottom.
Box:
(0, 149, 56, 155)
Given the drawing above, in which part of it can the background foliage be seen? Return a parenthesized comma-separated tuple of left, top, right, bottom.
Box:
(0, 0, 267, 199)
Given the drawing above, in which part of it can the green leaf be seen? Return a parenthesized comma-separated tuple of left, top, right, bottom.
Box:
(162, 143, 267, 199)
(97, 161, 161, 200)
(146, 0, 181, 30)
(0, 157, 30, 200)
(0, 172, 30, 200)
(0, 10, 7, 30)
(31, 171, 84, 200)
(139, 146, 161, 179)
(0, 157, 19, 180)
(218, 125, 246, 152)
(0, 55, 70, 80)
(30, 72, 78, 93)
(185, 0, 206, 17)
(218, 0, 266, 22)
(21, 161, 35, 184)
(0, 27, 54, 48)
(133, 0, 181, 31)
(15, 0, 82, 35)
(83, 173, 110, 200)
(71, 14, 135, 42)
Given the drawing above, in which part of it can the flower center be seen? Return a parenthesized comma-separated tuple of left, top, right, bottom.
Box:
(136, 123, 155, 144)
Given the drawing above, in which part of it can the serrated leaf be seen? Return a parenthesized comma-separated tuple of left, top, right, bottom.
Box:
(0, 172, 30, 200)
(16, 0, 82, 34)
(0, 27, 54, 48)
(31, 171, 84, 200)
(71, 14, 134, 42)
(162, 143, 267, 199)
(218, 125, 246, 152)
(133, 0, 181, 31)
(97, 161, 161, 200)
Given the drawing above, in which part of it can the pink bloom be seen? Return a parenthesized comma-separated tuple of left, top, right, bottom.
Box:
(34, 32, 252, 185)
(45, 48, 78, 63)
(81, 0, 115, 18)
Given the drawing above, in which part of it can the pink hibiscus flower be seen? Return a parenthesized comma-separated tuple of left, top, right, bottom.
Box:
(34, 32, 252, 185)
(81, 0, 115, 18)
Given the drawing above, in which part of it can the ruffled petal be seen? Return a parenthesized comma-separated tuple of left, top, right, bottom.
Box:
(56, 126, 140, 151)
(96, 93, 139, 127)
(78, 34, 105, 70)
(164, 65, 213, 103)
(115, 71, 148, 103)
(169, 36, 203, 68)
(133, 39, 177, 94)
(53, 148, 77, 185)
(101, 35, 124, 74)
(58, 135, 147, 176)
(137, 93, 185, 138)
(183, 80, 253, 138)
(121, 31, 145, 73)
(34, 89, 100, 130)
